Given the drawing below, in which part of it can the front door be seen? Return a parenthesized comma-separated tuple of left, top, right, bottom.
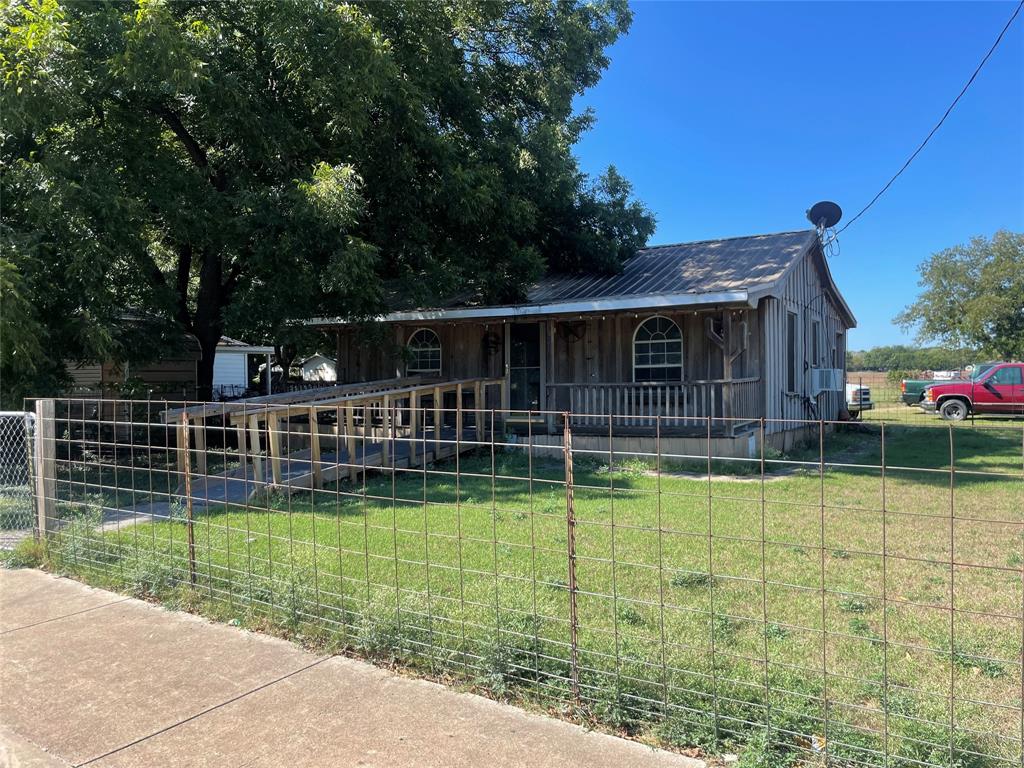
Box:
(508, 323, 542, 413)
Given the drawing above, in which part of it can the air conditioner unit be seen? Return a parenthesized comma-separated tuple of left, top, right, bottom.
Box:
(807, 368, 843, 396)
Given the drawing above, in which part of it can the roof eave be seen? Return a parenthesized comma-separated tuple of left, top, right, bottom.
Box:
(309, 290, 754, 326)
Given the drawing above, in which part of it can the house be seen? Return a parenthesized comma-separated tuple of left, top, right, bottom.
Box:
(295, 353, 337, 383)
(308, 229, 856, 455)
(212, 337, 276, 399)
(67, 335, 203, 397)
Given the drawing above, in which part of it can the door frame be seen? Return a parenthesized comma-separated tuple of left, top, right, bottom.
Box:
(504, 321, 547, 414)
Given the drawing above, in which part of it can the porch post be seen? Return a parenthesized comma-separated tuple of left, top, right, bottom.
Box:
(723, 312, 734, 436)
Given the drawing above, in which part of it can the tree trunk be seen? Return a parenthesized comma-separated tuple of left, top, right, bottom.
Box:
(195, 330, 221, 401)
(191, 251, 226, 402)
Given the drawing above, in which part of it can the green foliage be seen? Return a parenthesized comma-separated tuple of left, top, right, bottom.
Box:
(951, 643, 1007, 680)
(1, 0, 653, 401)
(846, 345, 980, 374)
(670, 570, 714, 588)
(123, 548, 177, 598)
(896, 231, 1024, 361)
(0, 535, 47, 568)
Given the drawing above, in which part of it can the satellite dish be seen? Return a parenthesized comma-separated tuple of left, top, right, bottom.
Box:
(806, 201, 842, 229)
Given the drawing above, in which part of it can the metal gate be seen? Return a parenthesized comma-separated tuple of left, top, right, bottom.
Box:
(0, 411, 35, 549)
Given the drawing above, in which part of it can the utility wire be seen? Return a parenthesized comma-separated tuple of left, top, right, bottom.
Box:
(833, 0, 1024, 238)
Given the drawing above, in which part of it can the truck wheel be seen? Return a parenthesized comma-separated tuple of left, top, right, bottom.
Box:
(939, 399, 968, 421)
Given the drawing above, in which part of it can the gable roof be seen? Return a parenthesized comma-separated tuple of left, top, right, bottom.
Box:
(309, 229, 855, 327)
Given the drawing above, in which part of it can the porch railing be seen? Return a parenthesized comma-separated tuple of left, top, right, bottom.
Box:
(546, 377, 762, 434)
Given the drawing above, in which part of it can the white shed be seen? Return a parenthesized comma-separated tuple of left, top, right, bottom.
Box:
(297, 353, 337, 383)
(213, 337, 276, 399)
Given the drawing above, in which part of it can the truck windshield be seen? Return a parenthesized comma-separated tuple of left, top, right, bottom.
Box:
(970, 364, 995, 380)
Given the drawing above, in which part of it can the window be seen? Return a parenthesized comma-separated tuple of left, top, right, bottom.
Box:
(811, 320, 821, 366)
(990, 365, 1023, 386)
(406, 328, 441, 375)
(633, 316, 683, 382)
(786, 312, 798, 392)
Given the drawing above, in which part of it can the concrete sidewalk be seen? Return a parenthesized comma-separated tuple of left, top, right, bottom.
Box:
(0, 569, 704, 768)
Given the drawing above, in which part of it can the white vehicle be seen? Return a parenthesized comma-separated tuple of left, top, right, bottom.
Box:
(846, 382, 873, 417)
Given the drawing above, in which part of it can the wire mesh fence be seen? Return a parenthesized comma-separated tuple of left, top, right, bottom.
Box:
(0, 410, 35, 548)
(27, 395, 1024, 767)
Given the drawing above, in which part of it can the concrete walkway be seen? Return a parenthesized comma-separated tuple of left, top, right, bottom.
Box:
(0, 569, 704, 768)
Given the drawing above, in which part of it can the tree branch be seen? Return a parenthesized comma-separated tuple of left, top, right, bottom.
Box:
(146, 102, 227, 192)
(148, 103, 208, 169)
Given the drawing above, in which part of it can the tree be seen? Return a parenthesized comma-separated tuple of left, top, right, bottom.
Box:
(1, 0, 652, 401)
(845, 344, 979, 373)
(896, 231, 1024, 361)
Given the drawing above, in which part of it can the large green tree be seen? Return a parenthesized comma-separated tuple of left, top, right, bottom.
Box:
(1, 0, 653, 403)
(896, 231, 1024, 361)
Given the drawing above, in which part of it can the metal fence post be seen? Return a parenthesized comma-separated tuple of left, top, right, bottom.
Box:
(562, 412, 580, 709)
(34, 399, 56, 536)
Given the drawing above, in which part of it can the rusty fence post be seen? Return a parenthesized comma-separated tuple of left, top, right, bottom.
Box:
(181, 412, 197, 586)
(562, 412, 580, 709)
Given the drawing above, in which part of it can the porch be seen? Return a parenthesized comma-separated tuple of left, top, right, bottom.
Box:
(544, 377, 762, 435)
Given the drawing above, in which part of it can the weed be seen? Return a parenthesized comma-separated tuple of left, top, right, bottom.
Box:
(670, 571, 714, 588)
(123, 549, 177, 598)
(848, 618, 874, 638)
(0, 537, 47, 568)
(839, 597, 870, 613)
(951, 645, 1007, 680)
(713, 615, 739, 643)
(764, 624, 789, 641)
(616, 604, 645, 627)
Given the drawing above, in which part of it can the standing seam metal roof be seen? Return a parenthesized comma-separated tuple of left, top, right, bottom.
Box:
(527, 230, 817, 303)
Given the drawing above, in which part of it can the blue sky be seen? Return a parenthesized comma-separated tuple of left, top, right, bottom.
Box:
(573, 1, 1024, 350)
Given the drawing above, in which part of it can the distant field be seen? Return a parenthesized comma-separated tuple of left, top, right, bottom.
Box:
(27, 420, 1024, 768)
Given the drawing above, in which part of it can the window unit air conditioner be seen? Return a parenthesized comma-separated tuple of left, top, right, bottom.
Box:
(807, 368, 843, 396)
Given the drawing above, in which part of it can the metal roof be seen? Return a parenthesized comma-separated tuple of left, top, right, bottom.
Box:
(527, 230, 816, 303)
(308, 229, 855, 326)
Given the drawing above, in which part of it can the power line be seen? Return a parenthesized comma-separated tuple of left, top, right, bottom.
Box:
(833, 0, 1024, 238)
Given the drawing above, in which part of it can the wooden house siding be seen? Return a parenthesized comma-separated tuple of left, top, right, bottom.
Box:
(760, 246, 847, 433)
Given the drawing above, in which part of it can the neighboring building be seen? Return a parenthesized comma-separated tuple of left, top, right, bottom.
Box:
(296, 353, 337, 383)
(67, 335, 274, 400)
(212, 337, 276, 399)
(66, 336, 202, 397)
(309, 229, 856, 453)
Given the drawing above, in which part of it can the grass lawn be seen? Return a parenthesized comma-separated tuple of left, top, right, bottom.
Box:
(31, 421, 1024, 767)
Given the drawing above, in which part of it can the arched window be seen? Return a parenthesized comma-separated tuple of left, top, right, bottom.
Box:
(633, 316, 683, 382)
(406, 328, 441, 375)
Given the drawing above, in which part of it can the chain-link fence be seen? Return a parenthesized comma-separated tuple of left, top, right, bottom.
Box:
(29, 396, 1024, 767)
(0, 411, 35, 549)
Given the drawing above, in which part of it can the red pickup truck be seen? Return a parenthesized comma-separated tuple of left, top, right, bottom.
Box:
(921, 362, 1024, 420)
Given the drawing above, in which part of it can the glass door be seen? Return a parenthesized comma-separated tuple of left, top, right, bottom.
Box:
(508, 323, 542, 413)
